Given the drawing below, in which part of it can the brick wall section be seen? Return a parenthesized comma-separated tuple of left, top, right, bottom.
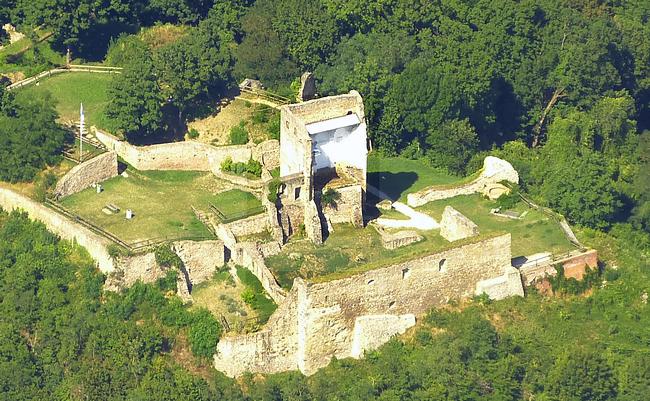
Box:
(0, 188, 115, 272)
(519, 249, 598, 285)
(172, 240, 225, 286)
(54, 152, 118, 198)
(214, 233, 521, 377)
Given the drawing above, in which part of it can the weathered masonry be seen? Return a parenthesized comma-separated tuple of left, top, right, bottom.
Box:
(277, 91, 367, 244)
(214, 233, 523, 377)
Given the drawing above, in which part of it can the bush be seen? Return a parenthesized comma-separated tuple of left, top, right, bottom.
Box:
(321, 188, 341, 208)
(107, 244, 130, 259)
(221, 157, 262, 178)
(495, 185, 520, 210)
(267, 178, 281, 203)
(229, 121, 249, 145)
(187, 128, 199, 139)
(267, 114, 280, 140)
(154, 244, 182, 269)
(188, 308, 222, 358)
(252, 106, 269, 124)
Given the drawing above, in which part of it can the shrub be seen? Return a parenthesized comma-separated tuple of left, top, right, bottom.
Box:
(187, 128, 199, 139)
(240, 289, 255, 305)
(267, 178, 281, 203)
(321, 188, 341, 208)
(188, 308, 222, 358)
(156, 269, 178, 292)
(154, 244, 182, 269)
(495, 185, 520, 210)
(246, 158, 262, 177)
(252, 106, 269, 124)
(229, 121, 249, 145)
(267, 114, 280, 140)
(107, 244, 130, 259)
(220, 156, 233, 172)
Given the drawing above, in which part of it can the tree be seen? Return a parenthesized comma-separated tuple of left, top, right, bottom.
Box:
(188, 309, 221, 358)
(154, 18, 233, 123)
(544, 350, 617, 401)
(234, 6, 298, 86)
(425, 118, 479, 175)
(0, 91, 66, 182)
(106, 40, 164, 141)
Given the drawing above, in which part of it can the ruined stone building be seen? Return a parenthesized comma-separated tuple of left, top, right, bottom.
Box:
(277, 91, 367, 244)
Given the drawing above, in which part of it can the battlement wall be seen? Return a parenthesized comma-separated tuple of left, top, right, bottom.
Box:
(94, 129, 279, 172)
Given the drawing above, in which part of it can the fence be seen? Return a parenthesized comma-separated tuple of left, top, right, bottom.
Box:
(44, 198, 214, 254)
(239, 87, 292, 107)
(6, 64, 123, 91)
(211, 204, 266, 224)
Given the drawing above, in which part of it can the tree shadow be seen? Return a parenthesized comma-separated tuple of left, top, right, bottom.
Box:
(367, 171, 419, 201)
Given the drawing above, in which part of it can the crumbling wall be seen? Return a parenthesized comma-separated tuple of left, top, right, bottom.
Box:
(54, 151, 118, 198)
(407, 157, 519, 207)
(322, 185, 363, 226)
(282, 91, 365, 125)
(214, 283, 302, 376)
(95, 129, 277, 172)
(303, 200, 323, 245)
(225, 213, 269, 238)
(0, 188, 114, 272)
(440, 206, 479, 242)
(232, 242, 287, 303)
(172, 240, 225, 287)
(214, 233, 521, 377)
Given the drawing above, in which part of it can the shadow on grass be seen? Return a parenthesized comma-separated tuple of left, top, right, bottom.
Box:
(367, 171, 418, 201)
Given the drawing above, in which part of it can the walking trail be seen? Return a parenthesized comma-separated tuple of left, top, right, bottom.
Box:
(367, 184, 439, 231)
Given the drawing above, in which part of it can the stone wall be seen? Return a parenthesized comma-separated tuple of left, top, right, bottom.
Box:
(440, 206, 479, 242)
(54, 151, 118, 198)
(322, 185, 363, 226)
(172, 240, 225, 287)
(407, 157, 519, 207)
(232, 242, 287, 303)
(225, 212, 269, 238)
(519, 249, 598, 286)
(214, 233, 521, 377)
(94, 129, 278, 172)
(0, 188, 114, 272)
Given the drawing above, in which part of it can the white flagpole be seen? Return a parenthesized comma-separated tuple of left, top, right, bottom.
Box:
(79, 103, 84, 163)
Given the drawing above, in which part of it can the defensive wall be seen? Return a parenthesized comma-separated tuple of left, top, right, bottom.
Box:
(407, 156, 519, 207)
(94, 129, 279, 172)
(0, 188, 115, 273)
(54, 151, 119, 198)
(214, 233, 521, 377)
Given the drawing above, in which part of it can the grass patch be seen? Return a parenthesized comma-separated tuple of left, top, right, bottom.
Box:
(236, 267, 277, 324)
(60, 169, 250, 243)
(266, 224, 452, 288)
(0, 28, 61, 75)
(367, 154, 463, 201)
(211, 189, 264, 222)
(416, 194, 575, 257)
(21, 72, 115, 129)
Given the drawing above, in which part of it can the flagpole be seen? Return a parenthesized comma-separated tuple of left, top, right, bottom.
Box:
(79, 103, 84, 163)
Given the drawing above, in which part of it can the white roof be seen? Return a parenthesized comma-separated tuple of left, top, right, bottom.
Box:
(306, 114, 360, 135)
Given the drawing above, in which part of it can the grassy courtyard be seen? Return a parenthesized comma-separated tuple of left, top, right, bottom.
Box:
(416, 194, 575, 257)
(60, 169, 261, 243)
(266, 193, 575, 288)
(21, 72, 115, 129)
(367, 154, 464, 201)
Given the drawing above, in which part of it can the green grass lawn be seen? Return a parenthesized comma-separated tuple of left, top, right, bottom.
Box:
(21, 72, 114, 129)
(212, 189, 264, 220)
(0, 29, 62, 75)
(416, 194, 575, 257)
(60, 169, 259, 243)
(367, 154, 463, 201)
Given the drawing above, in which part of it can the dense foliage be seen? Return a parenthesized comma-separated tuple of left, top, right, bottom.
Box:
(0, 90, 66, 182)
(0, 211, 232, 400)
